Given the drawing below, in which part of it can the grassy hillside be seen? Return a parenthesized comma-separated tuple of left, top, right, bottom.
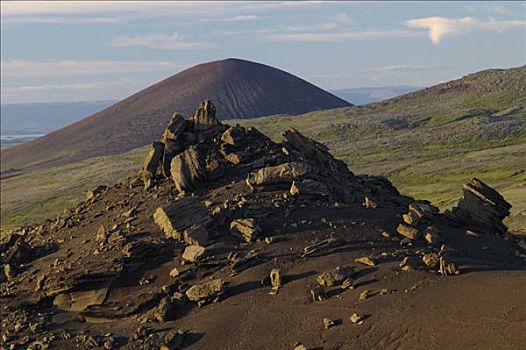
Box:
(2, 66, 525, 235)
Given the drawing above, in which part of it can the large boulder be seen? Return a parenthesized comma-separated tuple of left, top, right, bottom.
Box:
(153, 196, 212, 246)
(446, 178, 512, 235)
(246, 162, 313, 191)
(170, 146, 207, 193)
(142, 141, 164, 188)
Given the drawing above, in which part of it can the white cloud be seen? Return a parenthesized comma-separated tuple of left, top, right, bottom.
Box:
(225, 15, 259, 22)
(109, 32, 216, 50)
(267, 30, 418, 42)
(405, 16, 526, 44)
(1, 60, 187, 78)
(0, 1, 323, 24)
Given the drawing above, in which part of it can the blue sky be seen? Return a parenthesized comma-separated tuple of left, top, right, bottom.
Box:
(1, 1, 525, 103)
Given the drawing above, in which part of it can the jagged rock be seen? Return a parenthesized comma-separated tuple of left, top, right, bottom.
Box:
(290, 179, 330, 197)
(402, 211, 419, 226)
(363, 197, 377, 209)
(154, 297, 176, 322)
(396, 224, 420, 240)
(3, 264, 14, 281)
(220, 125, 273, 165)
(122, 241, 163, 259)
(316, 266, 354, 287)
(438, 245, 460, 276)
(230, 218, 261, 242)
(191, 99, 220, 131)
(162, 113, 187, 141)
(161, 330, 186, 350)
(154, 196, 212, 246)
(350, 312, 364, 324)
(311, 286, 327, 302)
(185, 279, 224, 302)
(301, 237, 345, 258)
(323, 317, 335, 329)
(423, 226, 444, 246)
(169, 267, 180, 278)
(446, 178, 512, 235)
(408, 201, 437, 224)
(270, 268, 282, 294)
(246, 162, 313, 192)
(142, 141, 164, 188)
(2, 234, 32, 267)
(230, 249, 263, 273)
(86, 185, 107, 201)
(95, 225, 107, 243)
(422, 252, 440, 269)
(182, 245, 206, 262)
(170, 146, 206, 193)
(354, 257, 376, 267)
(221, 125, 246, 146)
(358, 289, 370, 300)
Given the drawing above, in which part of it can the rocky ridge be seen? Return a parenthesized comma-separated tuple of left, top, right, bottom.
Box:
(1, 101, 525, 350)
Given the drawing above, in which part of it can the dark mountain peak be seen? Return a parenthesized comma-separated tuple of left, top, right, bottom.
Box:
(1, 59, 351, 172)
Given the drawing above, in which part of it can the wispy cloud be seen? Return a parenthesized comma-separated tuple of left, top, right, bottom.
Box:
(267, 30, 418, 42)
(225, 14, 259, 22)
(405, 16, 526, 44)
(1, 60, 187, 78)
(109, 32, 216, 50)
(0, 1, 323, 24)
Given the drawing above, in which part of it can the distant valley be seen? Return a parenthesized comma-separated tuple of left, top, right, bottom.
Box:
(1, 100, 115, 149)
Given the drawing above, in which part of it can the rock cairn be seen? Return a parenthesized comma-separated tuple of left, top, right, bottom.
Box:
(146, 100, 407, 247)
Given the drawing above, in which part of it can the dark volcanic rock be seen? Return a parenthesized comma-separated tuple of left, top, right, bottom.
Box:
(446, 178, 512, 235)
(2, 100, 522, 350)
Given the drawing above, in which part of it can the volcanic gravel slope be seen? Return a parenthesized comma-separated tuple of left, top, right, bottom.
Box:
(1, 101, 525, 350)
(1, 58, 350, 172)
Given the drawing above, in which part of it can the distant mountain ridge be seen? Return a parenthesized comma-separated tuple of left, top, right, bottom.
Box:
(1, 58, 351, 171)
(1, 100, 116, 135)
(331, 86, 421, 105)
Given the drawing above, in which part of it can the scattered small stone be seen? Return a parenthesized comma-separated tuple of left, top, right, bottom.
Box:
(396, 224, 420, 240)
(422, 252, 440, 269)
(358, 289, 370, 301)
(182, 245, 206, 263)
(169, 267, 180, 278)
(363, 197, 377, 209)
(270, 268, 282, 294)
(349, 312, 364, 324)
(186, 279, 224, 302)
(311, 285, 327, 302)
(323, 317, 335, 329)
(230, 218, 262, 243)
(316, 266, 354, 287)
(354, 256, 376, 267)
